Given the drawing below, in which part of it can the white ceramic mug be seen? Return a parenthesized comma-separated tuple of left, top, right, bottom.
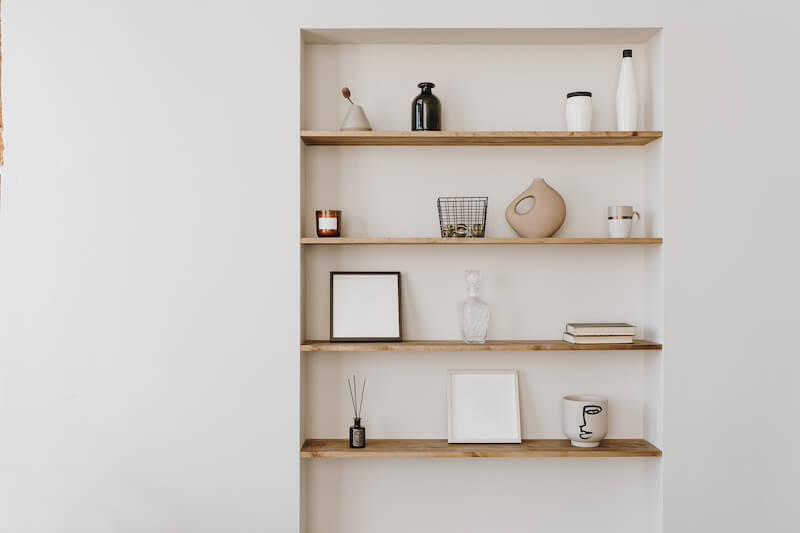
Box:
(562, 395, 608, 447)
(608, 206, 640, 238)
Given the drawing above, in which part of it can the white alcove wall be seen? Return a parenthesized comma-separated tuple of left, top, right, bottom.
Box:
(300, 28, 664, 533)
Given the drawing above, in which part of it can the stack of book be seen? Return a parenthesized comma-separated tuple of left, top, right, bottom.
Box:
(563, 323, 636, 344)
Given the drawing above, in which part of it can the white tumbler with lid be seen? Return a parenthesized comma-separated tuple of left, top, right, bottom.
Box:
(565, 91, 592, 131)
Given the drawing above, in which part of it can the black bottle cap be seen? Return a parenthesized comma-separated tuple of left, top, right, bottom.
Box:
(417, 82, 435, 89)
(623, 49, 632, 57)
(567, 91, 592, 98)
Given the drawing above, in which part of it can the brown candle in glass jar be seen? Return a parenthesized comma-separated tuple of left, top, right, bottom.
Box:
(316, 210, 341, 237)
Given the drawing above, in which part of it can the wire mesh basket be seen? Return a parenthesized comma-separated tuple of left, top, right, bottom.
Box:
(437, 197, 488, 238)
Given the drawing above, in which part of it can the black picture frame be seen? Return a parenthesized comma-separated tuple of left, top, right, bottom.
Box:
(330, 272, 402, 342)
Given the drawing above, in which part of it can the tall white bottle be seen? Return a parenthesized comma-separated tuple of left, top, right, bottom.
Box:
(616, 49, 638, 131)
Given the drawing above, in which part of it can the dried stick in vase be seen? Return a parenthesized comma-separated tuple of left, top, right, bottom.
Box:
(341, 87, 354, 104)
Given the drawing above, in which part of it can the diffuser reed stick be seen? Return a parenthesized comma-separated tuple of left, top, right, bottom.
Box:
(347, 375, 366, 419)
(357, 379, 366, 419)
(347, 378, 358, 417)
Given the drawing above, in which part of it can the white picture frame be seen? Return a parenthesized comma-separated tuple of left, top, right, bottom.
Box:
(448, 369, 521, 444)
(330, 272, 402, 342)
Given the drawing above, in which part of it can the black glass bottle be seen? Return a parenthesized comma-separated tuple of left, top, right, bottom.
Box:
(349, 417, 366, 448)
(411, 82, 441, 131)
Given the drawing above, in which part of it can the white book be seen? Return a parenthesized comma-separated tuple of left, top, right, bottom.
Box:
(566, 323, 636, 336)
(563, 332, 634, 344)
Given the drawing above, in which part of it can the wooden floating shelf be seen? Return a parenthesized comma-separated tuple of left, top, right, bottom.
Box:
(301, 130, 663, 146)
(301, 237, 663, 245)
(301, 339, 662, 352)
(300, 439, 662, 458)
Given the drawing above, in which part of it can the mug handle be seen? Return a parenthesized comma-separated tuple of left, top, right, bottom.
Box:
(633, 211, 640, 222)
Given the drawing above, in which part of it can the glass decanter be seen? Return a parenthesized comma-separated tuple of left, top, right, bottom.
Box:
(460, 270, 489, 344)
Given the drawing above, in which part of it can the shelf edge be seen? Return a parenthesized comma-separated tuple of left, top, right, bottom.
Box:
(300, 130, 663, 146)
(300, 237, 663, 245)
(300, 438, 663, 458)
(300, 340, 663, 352)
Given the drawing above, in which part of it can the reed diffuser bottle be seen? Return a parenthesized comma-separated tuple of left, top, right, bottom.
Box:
(349, 418, 365, 448)
(347, 375, 366, 448)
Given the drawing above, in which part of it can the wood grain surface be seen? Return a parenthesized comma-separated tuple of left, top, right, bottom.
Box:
(301, 130, 663, 146)
(300, 339, 662, 352)
(301, 237, 663, 245)
(300, 439, 662, 458)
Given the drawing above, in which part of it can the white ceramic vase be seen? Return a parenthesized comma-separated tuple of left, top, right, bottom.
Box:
(562, 395, 608, 448)
(616, 49, 638, 131)
(340, 103, 372, 131)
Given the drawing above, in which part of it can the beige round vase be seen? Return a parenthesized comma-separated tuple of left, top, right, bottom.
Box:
(505, 178, 567, 238)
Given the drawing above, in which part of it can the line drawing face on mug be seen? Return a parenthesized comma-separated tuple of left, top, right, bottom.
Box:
(579, 404, 603, 440)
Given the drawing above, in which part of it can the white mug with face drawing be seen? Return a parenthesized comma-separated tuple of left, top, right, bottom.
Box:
(562, 395, 609, 448)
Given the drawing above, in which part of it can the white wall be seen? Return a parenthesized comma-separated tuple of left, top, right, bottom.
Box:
(1, 1, 799, 533)
(0, 2, 299, 532)
(662, 13, 800, 533)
